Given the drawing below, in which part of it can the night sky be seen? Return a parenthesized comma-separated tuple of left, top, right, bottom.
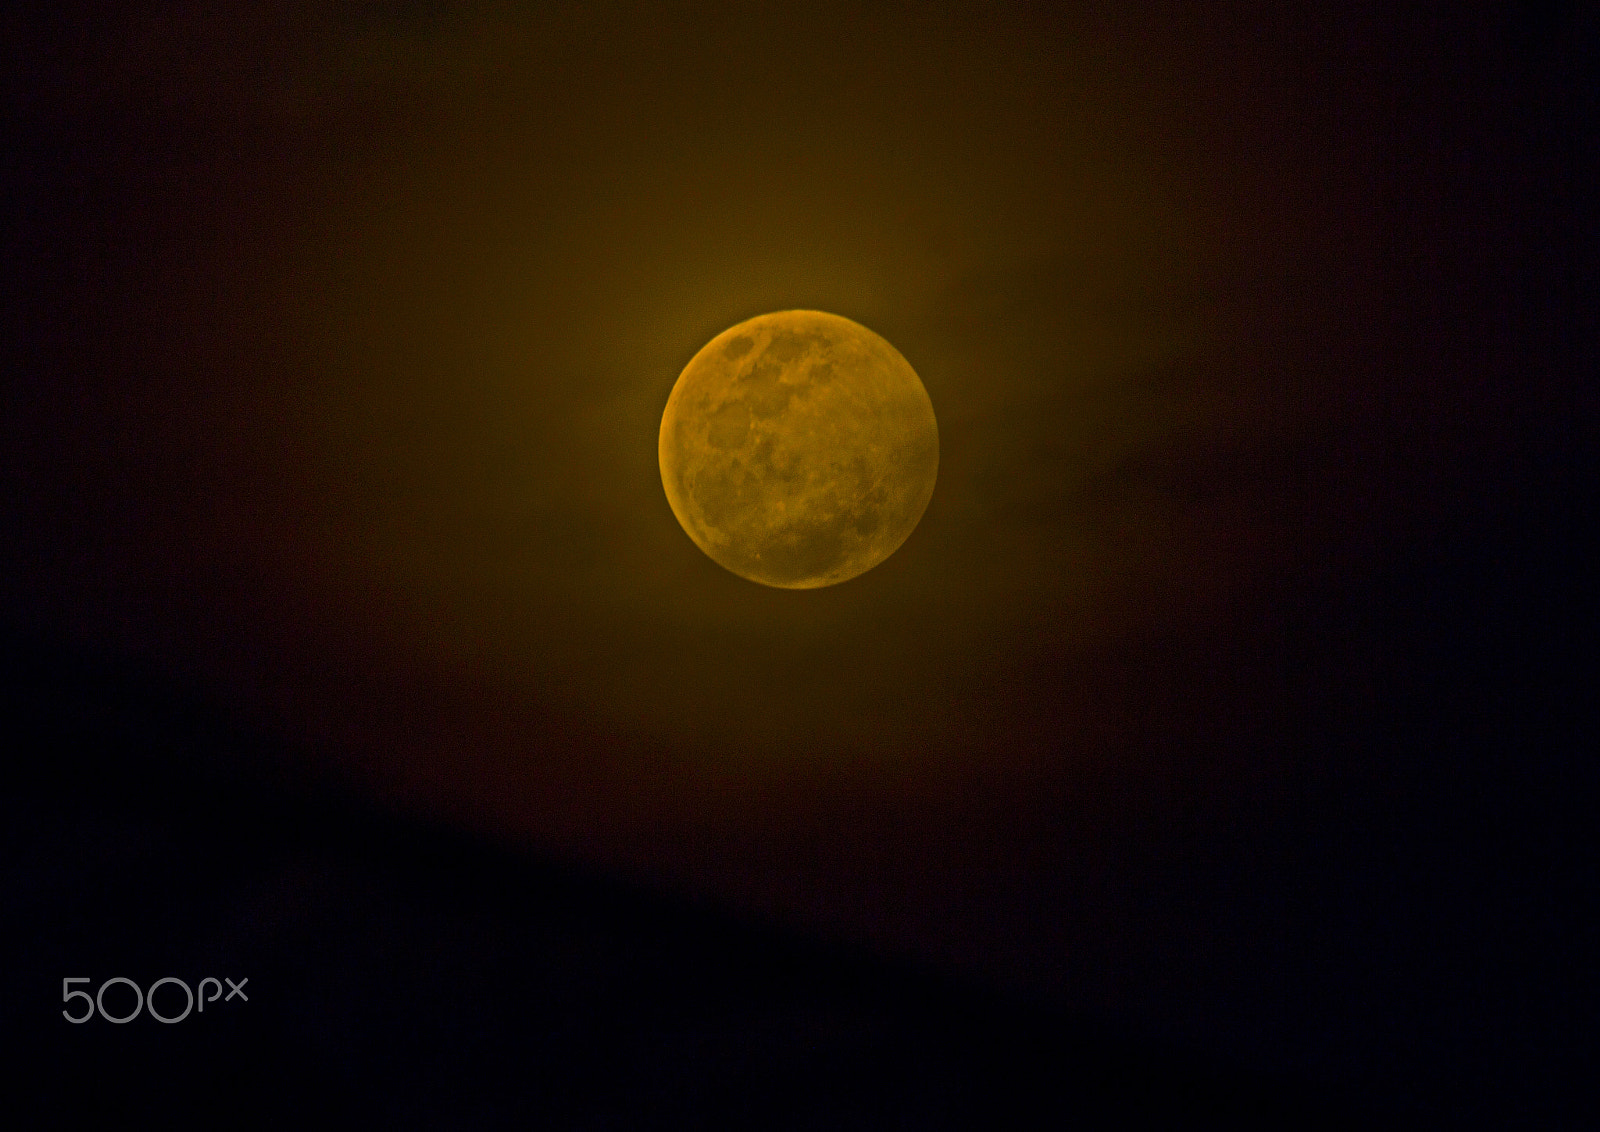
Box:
(4, 2, 1593, 1125)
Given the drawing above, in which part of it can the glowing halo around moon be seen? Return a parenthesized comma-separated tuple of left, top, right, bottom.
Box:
(659, 310, 939, 589)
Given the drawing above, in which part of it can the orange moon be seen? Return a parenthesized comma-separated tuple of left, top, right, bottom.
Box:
(659, 311, 939, 588)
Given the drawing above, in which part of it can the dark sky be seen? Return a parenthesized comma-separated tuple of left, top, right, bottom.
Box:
(4, 1, 1593, 1123)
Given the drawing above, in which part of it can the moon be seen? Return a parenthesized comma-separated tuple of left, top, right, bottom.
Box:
(659, 310, 939, 589)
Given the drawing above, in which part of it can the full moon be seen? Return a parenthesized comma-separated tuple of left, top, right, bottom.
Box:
(659, 310, 939, 588)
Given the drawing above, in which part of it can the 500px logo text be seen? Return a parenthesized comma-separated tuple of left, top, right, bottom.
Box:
(62, 976, 249, 1024)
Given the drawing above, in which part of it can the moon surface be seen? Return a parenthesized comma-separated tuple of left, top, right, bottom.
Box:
(659, 310, 939, 589)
